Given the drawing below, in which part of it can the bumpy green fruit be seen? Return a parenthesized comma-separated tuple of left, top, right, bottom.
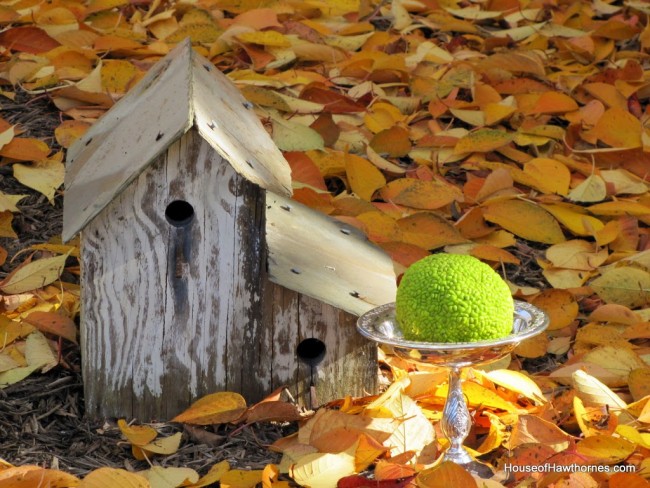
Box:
(395, 253, 514, 343)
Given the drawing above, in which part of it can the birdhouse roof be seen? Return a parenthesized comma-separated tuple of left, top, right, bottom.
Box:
(62, 39, 292, 242)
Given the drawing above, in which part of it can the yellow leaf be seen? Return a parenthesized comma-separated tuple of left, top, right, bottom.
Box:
(0, 125, 15, 151)
(237, 30, 291, 47)
(587, 200, 650, 217)
(523, 158, 570, 195)
(545, 240, 608, 270)
(54, 120, 91, 149)
(540, 203, 605, 236)
(165, 23, 222, 43)
(271, 117, 324, 152)
(527, 91, 579, 114)
(290, 450, 356, 488)
(453, 128, 512, 154)
(172, 391, 247, 425)
(483, 199, 565, 244)
(481, 369, 546, 404)
(117, 419, 158, 446)
(585, 107, 642, 148)
(139, 466, 199, 488)
(79, 467, 150, 488)
(345, 154, 386, 201)
(0, 192, 27, 213)
(139, 432, 182, 456)
(219, 470, 265, 488)
(101, 59, 140, 94)
(13, 160, 64, 204)
(601, 169, 649, 195)
(0, 251, 70, 294)
(364, 102, 406, 133)
(187, 460, 230, 488)
(568, 175, 607, 203)
(572, 370, 628, 410)
(583, 346, 646, 379)
(514, 334, 549, 358)
(576, 435, 636, 464)
(590, 267, 650, 308)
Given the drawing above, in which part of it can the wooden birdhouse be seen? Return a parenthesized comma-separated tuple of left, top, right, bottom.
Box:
(63, 40, 396, 420)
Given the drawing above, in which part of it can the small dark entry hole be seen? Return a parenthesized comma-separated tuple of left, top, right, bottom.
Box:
(297, 338, 326, 367)
(165, 200, 194, 227)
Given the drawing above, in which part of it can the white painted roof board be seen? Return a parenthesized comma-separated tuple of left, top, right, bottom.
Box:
(63, 39, 292, 241)
(266, 193, 397, 316)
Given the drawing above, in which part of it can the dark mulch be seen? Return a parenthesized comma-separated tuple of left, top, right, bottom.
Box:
(0, 350, 287, 477)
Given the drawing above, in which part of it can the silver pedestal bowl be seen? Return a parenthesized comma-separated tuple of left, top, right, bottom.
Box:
(357, 300, 549, 477)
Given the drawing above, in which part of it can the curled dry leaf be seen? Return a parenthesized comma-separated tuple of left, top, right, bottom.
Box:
(172, 391, 247, 425)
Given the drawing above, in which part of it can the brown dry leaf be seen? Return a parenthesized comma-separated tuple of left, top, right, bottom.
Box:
(483, 199, 565, 244)
(0, 211, 18, 238)
(172, 392, 247, 425)
(244, 400, 303, 423)
(369, 126, 411, 158)
(531, 289, 578, 331)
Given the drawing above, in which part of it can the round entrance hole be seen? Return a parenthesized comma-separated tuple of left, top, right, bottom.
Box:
(165, 200, 194, 227)
(297, 338, 326, 367)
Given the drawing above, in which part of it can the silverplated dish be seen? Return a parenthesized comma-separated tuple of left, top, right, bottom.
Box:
(357, 300, 549, 477)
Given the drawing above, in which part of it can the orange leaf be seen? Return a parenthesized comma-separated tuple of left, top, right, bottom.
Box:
(483, 199, 565, 244)
(589, 303, 639, 325)
(531, 289, 579, 331)
(0, 212, 17, 239)
(24, 311, 77, 344)
(523, 158, 570, 195)
(0, 26, 60, 54)
(54, 120, 91, 149)
(380, 179, 463, 210)
(628, 368, 650, 402)
(527, 91, 579, 115)
(416, 461, 477, 488)
(370, 126, 411, 158)
(397, 212, 467, 250)
(284, 152, 327, 191)
(514, 334, 549, 358)
(0, 138, 50, 161)
(609, 472, 650, 488)
(172, 392, 247, 425)
(470, 244, 520, 265)
(379, 242, 429, 268)
(0, 467, 79, 486)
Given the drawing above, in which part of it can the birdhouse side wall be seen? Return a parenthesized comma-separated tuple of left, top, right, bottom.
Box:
(80, 129, 268, 420)
(263, 282, 378, 407)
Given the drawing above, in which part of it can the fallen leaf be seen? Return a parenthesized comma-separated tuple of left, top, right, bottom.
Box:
(575, 435, 636, 464)
(345, 154, 386, 201)
(0, 251, 70, 294)
(13, 159, 64, 203)
(139, 466, 199, 488)
(79, 467, 150, 487)
(172, 392, 247, 425)
(290, 449, 356, 488)
(454, 128, 512, 154)
(590, 267, 650, 308)
(380, 179, 463, 210)
(416, 461, 477, 488)
(117, 419, 158, 446)
(483, 199, 565, 244)
(628, 368, 650, 402)
(24, 311, 77, 343)
(531, 289, 579, 331)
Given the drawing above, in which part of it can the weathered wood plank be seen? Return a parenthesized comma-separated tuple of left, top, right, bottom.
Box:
(81, 129, 268, 419)
(266, 193, 397, 316)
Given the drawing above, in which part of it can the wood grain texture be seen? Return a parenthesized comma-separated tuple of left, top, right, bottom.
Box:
(81, 129, 377, 419)
(64, 40, 291, 242)
(81, 129, 267, 419)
